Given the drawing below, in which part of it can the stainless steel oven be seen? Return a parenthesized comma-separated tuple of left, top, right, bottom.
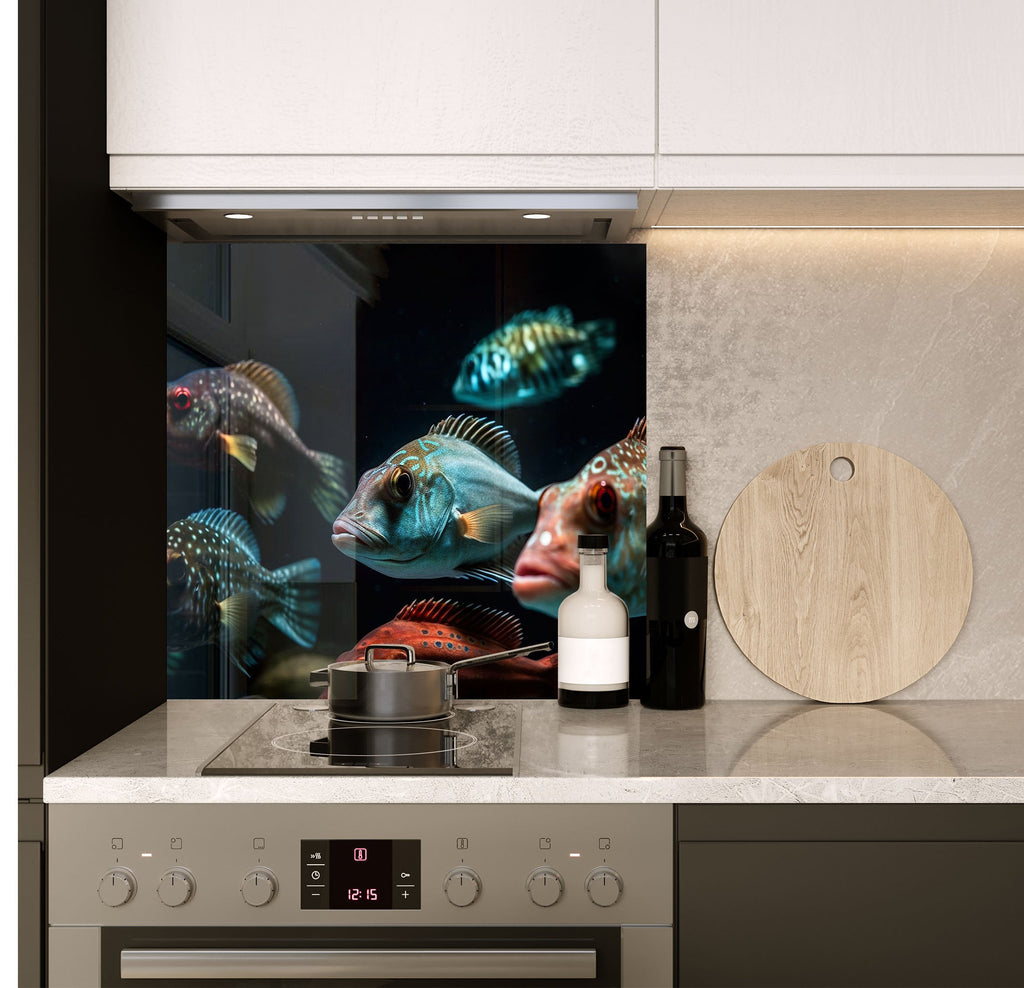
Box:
(48, 804, 673, 987)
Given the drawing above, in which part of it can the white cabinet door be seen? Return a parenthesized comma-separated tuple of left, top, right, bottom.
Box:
(659, 0, 1024, 156)
(108, 0, 655, 157)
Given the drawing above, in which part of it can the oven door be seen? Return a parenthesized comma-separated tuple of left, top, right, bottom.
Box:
(99, 926, 624, 987)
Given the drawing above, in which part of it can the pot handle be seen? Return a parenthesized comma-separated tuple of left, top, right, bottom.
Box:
(309, 667, 328, 688)
(447, 641, 553, 677)
(364, 643, 417, 671)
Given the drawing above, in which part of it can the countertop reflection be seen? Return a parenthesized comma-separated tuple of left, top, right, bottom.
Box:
(519, 700, 1023, 778)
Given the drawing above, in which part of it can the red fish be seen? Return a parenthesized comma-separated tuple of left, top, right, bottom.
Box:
(330, 598, 556, 699)
(513, 418, 647, 618)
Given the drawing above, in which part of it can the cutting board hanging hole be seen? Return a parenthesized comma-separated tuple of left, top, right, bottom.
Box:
(830, 456, 854, 482)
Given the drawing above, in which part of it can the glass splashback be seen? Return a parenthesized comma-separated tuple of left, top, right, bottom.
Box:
(167, 244, 645, 699)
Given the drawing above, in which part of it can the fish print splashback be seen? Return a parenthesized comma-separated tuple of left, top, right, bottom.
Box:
(167, 244, 645, 699)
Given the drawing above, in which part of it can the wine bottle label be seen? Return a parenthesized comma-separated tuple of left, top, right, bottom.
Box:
(647, 556, 708, 622)
(557, 636, 629, 690)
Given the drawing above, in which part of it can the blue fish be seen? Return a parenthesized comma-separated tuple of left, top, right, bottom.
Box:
(167, 508, 321, 672)
(452, 306, 616, 409)
(331, 415, 539, 583)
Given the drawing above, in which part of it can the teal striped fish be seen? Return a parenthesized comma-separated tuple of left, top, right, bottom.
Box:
(452, 306, 616, 409)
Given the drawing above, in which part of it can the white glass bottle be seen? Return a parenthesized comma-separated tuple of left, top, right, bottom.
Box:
(557, 534, 629, 708)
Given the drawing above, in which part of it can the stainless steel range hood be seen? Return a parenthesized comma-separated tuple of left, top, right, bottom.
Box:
(121, 191, 639, 243)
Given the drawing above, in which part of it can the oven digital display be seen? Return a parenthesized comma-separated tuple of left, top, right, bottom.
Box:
(301, 839, 420, 909)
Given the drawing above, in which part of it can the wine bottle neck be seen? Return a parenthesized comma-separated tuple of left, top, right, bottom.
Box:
(659, 456, 687, 498)
(658, 493, 689, 516)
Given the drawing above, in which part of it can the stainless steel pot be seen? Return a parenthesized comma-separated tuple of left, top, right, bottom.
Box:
(310, 642, 552, 722)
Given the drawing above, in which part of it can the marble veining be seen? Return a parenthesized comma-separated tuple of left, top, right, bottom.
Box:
(43, 699, 1024, 804)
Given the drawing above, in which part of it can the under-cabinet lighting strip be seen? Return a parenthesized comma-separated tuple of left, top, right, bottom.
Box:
(650, 224, 1024, 229)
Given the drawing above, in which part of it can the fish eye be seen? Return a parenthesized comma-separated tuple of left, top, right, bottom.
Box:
(586, 480, 617, 526)
(170, 386, 192, 414)
(388, 466, 415, 502)
(166, 552, 187, 586)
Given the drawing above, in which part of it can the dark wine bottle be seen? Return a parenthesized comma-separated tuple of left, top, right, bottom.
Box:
(643, 447, 708, 709)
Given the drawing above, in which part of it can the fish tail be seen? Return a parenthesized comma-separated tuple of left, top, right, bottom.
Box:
(578, 318, 617, 360)
(267, 558, 322, 647)
(311, 451, 350, 523)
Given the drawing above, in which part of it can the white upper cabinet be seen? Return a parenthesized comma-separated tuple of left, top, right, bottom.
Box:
(657, 0, 1024, 188)
(109, 0, 1023, 195)
(659, 0, 1024, 154)
(108, 0, 655, 157)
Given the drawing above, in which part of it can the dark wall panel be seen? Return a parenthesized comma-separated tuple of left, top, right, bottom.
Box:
(43, 0, 166, 769)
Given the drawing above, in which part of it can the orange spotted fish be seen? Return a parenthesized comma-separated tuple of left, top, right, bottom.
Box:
(332, 599, 557, 699)
(167, 361, 349, 524)
(513, 418, 647, 618)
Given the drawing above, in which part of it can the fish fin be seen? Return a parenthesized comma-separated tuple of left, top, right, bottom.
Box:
(427, 414, 522, 478)
(455, 535, 527, 586)
(627, 416, 647, 444)
(218, 592, 261, 672)
(311, 450, 350, 523)
(188, 508, 261, 562)
(243, 623, 270, 669)
(394, 598, 524, 649)
(248, 466, 288, 524)
(220, 432, 258, 471)
(578, 318, 617, 359)
(456, 563, 515, 585)
(267, 558, 321, 647)
(508, 306, 574, 328)
(543, 305, 575, 326)
(250, 489, 288, 525)
(227, 360, 300, 429)
(456, 503, 514, 543)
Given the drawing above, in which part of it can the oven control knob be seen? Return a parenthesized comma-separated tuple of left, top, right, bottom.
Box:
(526, 867, 564, 907)
(98, 868, 137, 907)
(585, 867, 623, 907)
(443, 867, 481, 907)
(241, 867, 278, 907)
(157, 868, 196, 907)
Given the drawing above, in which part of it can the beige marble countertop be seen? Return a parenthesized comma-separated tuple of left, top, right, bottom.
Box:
(43, 699, 1024, 804)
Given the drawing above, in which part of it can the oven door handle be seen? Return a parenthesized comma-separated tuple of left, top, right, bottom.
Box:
(121, 947, 598, 980)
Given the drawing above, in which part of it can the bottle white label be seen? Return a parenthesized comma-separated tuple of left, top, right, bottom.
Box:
(557, 636, 629, 690)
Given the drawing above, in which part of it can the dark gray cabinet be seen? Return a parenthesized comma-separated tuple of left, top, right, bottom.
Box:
(675, 806, 1024, 988)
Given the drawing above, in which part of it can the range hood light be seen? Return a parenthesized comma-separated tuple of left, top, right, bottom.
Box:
(523, 212, 551, 220)
(223, 212, 254, 220)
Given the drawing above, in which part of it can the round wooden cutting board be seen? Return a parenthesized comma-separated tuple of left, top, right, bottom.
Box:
(714, 442, 972, 703)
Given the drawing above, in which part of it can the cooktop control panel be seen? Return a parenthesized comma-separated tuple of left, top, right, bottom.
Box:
(49, 803, 672, 927)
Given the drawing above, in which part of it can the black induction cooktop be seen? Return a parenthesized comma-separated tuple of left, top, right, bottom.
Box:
(201, 701, 520, 776)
